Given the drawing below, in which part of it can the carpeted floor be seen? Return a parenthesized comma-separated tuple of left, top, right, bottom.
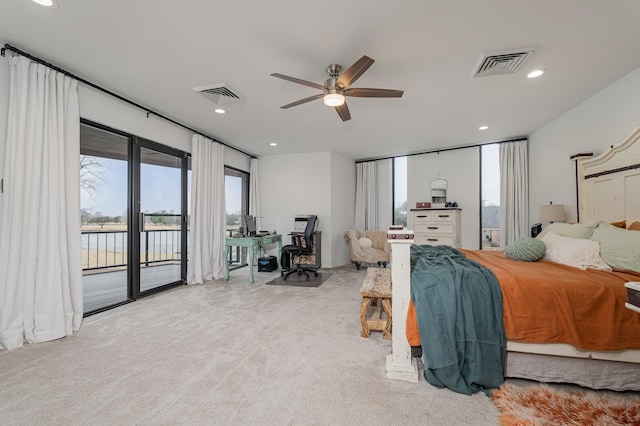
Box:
(3, 264, 637, 425)
(0, 265, 500, 425)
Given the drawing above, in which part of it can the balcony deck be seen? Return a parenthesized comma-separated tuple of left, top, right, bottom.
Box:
(83, 263, 181, 312)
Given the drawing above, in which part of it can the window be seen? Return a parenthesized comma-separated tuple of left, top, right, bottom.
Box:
(393, 156, 407, 227)
(481, 144, 500, 249)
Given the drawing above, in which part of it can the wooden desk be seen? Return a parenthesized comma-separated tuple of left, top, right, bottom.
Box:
(224, 234, 282, 284)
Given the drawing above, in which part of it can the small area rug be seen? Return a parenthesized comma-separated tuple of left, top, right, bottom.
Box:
(491, 383, 640, 425)
(266, 272, 332, 287)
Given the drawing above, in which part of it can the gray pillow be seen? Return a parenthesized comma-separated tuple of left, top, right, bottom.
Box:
(505, 237, 546, 262)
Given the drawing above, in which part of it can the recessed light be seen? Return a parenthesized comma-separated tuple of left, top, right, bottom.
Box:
(527, 69, 545, 79)
(32, 0, 57, 7)
(479, 125, 489, 130)
(214, 108, 226, 114)
(269, 142, 277, 146)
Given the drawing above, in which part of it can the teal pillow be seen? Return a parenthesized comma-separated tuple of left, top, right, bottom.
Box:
(505, 237, 546, 262)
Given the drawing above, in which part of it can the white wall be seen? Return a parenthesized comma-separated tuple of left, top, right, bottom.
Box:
(331, 152, 357, 266)
(529, 66, 640, 224)
(259, 151, 355, 267)
(407, 148, 480, 249)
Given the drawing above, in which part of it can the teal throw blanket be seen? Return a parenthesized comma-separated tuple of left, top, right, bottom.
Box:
(410, 245, 506, 395)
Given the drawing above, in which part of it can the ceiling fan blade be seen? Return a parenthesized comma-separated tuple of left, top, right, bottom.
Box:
(335, 102, 351, 121)
(280, 93, 324, 109)
(336, 55, 375, 89)
(270, 73, 325, 90)
(345, 88, 404, 98)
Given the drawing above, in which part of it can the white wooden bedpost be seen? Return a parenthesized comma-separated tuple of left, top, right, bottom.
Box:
(386, 229, 419, 383)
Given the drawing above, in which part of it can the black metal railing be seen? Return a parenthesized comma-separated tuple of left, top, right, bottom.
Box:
(82, 228, 183, 271)
(82, 222, 245, 271)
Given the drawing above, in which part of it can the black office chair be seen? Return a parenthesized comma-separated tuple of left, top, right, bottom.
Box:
(281, 215, 319, 281)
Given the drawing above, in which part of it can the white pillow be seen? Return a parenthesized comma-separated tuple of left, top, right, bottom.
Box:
(540, 231, 611, 271)
(358, 237, 373, 248)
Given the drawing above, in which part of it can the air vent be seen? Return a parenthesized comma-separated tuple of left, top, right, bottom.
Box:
(472, 47, 536, 77)
(193, 83, 246, 105)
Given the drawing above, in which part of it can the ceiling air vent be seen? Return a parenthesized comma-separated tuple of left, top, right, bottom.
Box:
(472, 47, 536, 78)
(192, 83, 246, 105)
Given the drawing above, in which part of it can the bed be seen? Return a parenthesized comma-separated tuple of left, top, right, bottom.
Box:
(385, 127, 640, 391)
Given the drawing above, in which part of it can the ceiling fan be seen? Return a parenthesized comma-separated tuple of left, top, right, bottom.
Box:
(270, 55, 404, 122)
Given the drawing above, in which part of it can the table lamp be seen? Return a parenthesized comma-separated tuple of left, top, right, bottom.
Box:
(539, 202, 566, 223)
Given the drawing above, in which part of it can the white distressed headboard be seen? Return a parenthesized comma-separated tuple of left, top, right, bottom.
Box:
(577, 127, 640, 224)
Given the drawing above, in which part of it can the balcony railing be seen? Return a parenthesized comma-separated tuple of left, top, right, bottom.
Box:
(82, 223, 245, 272)
(82, 229, 182, 271)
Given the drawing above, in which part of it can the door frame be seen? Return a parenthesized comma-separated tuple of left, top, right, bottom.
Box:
(80, 119, 188, 312)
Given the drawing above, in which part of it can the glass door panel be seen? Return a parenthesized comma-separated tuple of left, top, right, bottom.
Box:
(80, 124, 129, 313)
(139, 146, 183, 292)
(225, 167, 249, 268)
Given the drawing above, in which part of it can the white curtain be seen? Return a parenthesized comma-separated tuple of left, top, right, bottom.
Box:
(355, 161, 378, 230)
(0, 56, 82, 350)
(499, 139, 529, 248)
(187, 135, 226, 284)
(249, 158, 261, 230)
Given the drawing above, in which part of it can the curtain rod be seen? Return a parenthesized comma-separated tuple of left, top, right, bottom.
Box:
(1, 43, 256, 159)
(354, 136, 528, 163)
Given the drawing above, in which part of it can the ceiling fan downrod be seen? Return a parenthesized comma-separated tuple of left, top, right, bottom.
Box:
(326, 64, 342, 78)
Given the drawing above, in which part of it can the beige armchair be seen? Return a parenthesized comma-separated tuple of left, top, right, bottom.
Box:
(344, 229, 390, 270)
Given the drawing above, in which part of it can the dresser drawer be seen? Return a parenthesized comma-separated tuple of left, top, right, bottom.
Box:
(412, 212, 433, 223)
(432, 212, 455, 222)
(410, 208, 461, 248)
(414, 223, 454, 234)
(415, 235, 455, 246)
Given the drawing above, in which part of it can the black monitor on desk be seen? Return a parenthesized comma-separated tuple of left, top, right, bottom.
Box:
(243, 214, 257, 236)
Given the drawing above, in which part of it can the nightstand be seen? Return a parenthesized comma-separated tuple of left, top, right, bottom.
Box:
(625, 282, 640, 313)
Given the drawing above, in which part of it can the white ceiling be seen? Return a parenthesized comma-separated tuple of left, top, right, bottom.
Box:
(2, 0, 640, 160)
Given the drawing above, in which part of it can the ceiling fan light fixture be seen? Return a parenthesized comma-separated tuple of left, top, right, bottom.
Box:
(323, 87, 345, 106)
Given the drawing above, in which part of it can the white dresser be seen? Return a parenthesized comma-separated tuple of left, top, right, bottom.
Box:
(409, 208, 461, 247)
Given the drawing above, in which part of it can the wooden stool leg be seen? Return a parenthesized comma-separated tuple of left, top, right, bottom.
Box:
(382, 298, 392, 340)
(360, 297, 371, 338)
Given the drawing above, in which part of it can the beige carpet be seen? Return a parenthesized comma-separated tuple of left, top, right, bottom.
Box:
(0, 265, 502, 425)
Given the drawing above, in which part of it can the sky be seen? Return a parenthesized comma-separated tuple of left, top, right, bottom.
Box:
(81, 158, 183, 217)
(81, 156, 242, 217)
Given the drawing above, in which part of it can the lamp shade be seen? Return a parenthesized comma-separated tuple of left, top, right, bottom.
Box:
(539, 204, 566, 223)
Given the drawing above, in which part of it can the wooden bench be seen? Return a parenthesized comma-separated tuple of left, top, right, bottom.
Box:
(359, 267, 392, 339)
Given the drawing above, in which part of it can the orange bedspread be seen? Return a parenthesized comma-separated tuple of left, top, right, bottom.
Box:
(408, 249, 640, 351)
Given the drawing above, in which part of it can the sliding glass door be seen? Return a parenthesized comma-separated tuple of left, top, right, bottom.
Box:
(137, 143, 185, 293)
(81, 121, 188, 314)
(225, 166, 249, 268)
(80, 124, 130, 312)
